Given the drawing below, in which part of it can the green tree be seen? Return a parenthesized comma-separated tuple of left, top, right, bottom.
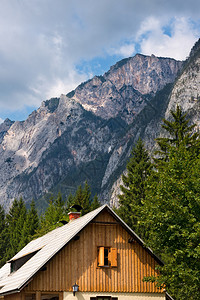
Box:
(0, 205, 7, 267)
(155, 105, 200, 166)
(90, 194, 101, 211)
(5, 198, 27, 260)
(71, 181, 92, 215)
(142, 146, 200, 300)
(38, 192, 66, 235)
(141, 107, 200, 299)
(117, 138, 152, 234)
(20, 200, 39, 247)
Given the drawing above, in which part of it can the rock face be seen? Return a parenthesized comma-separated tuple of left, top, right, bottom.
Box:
(68, 54, 182, 123)
(165, 39, 200, 130)
(0, 49, 193, 211)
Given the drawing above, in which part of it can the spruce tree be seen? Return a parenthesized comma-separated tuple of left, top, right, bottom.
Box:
(155, 105, 200, 165)
(117, 138, 152, 233)
(72, 182, 92, 215)
(5, 198, 27, 259)
(38, 192, 66, 235)
(141, 107, 200, 299)
(20, 200, 39, 247)
(0, 205, 6, 267)
(90, 194, 100, 211)
(142, 146, 200, 300)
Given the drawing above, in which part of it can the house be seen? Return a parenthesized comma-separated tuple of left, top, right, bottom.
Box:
(0, 204, 168, 300)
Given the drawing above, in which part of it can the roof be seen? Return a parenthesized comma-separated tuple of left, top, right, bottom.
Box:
(0, 204, 163, 296)
(166, 292, 175, 300)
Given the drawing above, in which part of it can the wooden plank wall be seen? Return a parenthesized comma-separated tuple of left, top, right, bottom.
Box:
(25, 210, 162, 294)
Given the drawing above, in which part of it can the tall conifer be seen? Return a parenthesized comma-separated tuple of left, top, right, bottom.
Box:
(155, 105, 200, 166)
(0, 205, 6, 267)
(141, 107, 200, 299)
(5, 198, 27, 259)
(117, 138, 152, 233)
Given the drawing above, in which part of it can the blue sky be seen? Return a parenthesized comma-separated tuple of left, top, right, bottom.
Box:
(0, 0, 200, 122)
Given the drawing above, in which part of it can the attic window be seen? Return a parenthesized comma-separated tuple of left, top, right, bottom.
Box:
(10, 249, 40, 273)
(97, 247, 117, 267)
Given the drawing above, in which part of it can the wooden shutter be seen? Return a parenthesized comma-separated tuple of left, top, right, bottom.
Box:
(98, 247, 105, 266)
(108, 248, 117, 267)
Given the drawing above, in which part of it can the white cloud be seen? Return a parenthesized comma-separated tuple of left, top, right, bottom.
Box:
(138, 17, 200, 60)
(111, 44, 135, 57)
(0, 0, 200, 120)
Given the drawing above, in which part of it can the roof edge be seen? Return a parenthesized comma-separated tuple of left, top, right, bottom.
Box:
(104, 205, 164, 266)
(0, 288, 20, 297)
(17, 204, 108, 291)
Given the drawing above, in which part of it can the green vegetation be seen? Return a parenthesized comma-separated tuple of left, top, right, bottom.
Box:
(0, 182, 100, 267)
(116, 105, 200, 300)
(117, 138, 152, 235)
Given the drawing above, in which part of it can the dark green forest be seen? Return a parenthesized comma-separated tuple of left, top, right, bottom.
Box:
(116, 106, 200, 300)
(0, 106, 199, 300)
(0, 182, 100, 267)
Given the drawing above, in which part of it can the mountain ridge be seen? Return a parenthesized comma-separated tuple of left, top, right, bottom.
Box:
(1, 48, 198, 211)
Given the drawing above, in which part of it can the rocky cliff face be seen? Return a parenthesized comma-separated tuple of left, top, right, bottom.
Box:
(0, 51, 187, 210)
(165, 39, 200, 130)
(68, 54, 182, 123)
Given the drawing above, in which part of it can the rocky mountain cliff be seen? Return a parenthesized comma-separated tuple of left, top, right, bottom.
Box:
(68, 54, 182, 123)
(2, 43, 200, 211)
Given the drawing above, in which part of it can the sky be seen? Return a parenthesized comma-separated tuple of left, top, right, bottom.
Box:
(0, 0, 200, 123)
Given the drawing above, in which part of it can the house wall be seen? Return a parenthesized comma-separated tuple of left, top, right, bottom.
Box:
(63, 292, 166, 300)
(24, 210, 162, 294)
(4, 293, 21, 300)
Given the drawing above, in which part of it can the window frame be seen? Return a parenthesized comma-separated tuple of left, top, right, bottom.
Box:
(97, 246, 117, 268)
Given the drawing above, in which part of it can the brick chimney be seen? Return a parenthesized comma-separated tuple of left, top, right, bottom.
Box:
(68, 211, 81, 221)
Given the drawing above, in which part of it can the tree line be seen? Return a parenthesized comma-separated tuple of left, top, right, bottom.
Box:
(116, 106, 200, 300)
(0, 182, 100, 267)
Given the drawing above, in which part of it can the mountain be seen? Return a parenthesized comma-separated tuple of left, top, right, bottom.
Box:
(68, 54, 182, 123)
(1, 46, 197, 211)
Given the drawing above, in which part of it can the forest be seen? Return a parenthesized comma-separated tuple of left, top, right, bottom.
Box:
(0, 106, 199, 300)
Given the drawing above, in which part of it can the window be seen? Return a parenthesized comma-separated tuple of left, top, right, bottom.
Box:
(97, 247, 117, 267)
(10, 250, 40, 273)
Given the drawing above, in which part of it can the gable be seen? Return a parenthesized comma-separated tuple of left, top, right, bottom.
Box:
(0, 205, 163, 296)
(24, 208, 162, 294)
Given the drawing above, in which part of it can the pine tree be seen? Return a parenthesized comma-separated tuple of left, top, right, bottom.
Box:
(155, 105, 200, 165)
(141, 107, 200, 299)
(5, 198, 27, 260)
(0, 205, 6, 267)
(20, 200, 39, 247)
(90, 194, 100, 211)
(38, 192, 66, 235)
(72, 182, 92, 215)
(66, 193, 75, 212)
(81, 181, 92, 215)
(117, 138, 152, 233)
(142, 146, 200, 300)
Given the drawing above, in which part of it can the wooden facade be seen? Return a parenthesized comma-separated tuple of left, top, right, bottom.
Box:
(22, 210, 162, 295)
(2, 207, 165, 300)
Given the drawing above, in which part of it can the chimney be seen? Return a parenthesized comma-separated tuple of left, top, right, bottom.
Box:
(68, 211, 81, 221)
(68, 204, 82, 221)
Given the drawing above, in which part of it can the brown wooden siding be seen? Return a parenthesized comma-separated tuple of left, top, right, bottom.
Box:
(24, 210, 162, 294)
(4, 293, 21, 300)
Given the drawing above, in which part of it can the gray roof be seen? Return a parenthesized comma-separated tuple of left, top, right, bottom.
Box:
(0, 204, 163, 296)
